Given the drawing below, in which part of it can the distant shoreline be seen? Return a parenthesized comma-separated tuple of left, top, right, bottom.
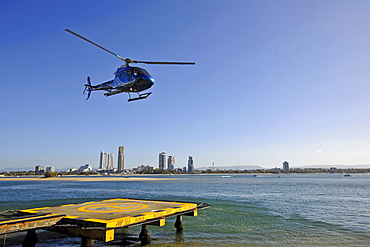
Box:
(0, 175, 177, 182)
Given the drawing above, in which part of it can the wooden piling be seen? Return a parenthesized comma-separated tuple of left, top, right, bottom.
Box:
(81, 237, 95, 247)
(22, 229, 38, 247)
(174, 215, 184, 232)
(139, 224, 151, 245)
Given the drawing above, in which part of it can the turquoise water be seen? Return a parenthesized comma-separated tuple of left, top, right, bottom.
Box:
(1, 174, 370, 246)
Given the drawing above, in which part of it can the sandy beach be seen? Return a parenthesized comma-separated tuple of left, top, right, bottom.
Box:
(0, 176, 176, 182)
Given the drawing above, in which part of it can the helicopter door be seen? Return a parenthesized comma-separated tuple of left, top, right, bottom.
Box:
(127, 68, 134, 81)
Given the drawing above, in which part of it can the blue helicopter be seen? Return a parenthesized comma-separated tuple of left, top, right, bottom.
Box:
(65, 29, 195, 102)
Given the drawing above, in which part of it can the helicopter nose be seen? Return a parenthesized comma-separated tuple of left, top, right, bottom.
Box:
(149, 77, 154, 85)
(147, 78, 154, 88)
(137, 77, 154, 91)
(144, 76, 154, 86)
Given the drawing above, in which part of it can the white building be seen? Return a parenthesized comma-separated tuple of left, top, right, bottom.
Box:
(46, 166, 55, 172)
(100, 151, 108, 170)
(100, 151, 115, 171)
(107, 153, 114, 170)
(135, 164, 154, 172)
(78, 164, 93, 172)
(35, 165, 45, 174)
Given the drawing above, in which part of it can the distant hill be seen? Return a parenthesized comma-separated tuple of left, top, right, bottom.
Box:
(197, 165, 263, 171)
(290, 164, 370, 169)
(1, 166, 72, 172)
(0, 167, 35, 172)
(197, 164, 370, 171)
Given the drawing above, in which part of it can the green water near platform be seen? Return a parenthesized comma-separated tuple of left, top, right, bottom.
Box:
(1, 174, 370, 246)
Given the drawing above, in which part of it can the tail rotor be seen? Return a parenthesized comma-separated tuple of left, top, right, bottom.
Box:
(83, 76, 92, 100)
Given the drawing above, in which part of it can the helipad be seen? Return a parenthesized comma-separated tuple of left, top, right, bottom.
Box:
(1, 198, 211, 245)
(19, 198, 198, 227)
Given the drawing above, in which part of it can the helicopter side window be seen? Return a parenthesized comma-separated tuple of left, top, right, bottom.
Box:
(120, 70, 127, 77)
(134, 68, 140, 75)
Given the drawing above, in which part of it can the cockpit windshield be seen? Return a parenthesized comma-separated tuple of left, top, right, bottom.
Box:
(134, 68, 150, 76)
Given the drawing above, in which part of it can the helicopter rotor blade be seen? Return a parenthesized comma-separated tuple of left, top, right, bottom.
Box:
(133, 60, 195, 65)
(65, 29, 195, 66)
(65, 29, 126, 62)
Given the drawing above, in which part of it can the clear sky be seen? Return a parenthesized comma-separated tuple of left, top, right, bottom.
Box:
(1, 0, 370, 170)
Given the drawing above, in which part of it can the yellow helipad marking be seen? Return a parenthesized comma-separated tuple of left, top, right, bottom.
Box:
(78, 203, 148, 213)
(19, 199, 198, 227)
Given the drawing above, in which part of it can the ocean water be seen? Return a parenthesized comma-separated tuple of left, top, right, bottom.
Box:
(1, 173, 370, 246)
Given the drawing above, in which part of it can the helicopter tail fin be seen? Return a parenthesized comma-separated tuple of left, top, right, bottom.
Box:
(83, 76, 92, 100)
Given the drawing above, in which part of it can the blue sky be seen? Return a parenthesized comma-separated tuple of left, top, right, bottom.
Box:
(1, 0, 370, 170)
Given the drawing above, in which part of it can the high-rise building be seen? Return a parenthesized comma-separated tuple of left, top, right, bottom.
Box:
(188, 156, 194, 173)
(117, 146, 125, 172)
(283, 161, 289, 171)
(100, 151, 115, 170)
(168, 156, 175, 171)
(100, 151, 108, 170)
(46, 166, 55, 172)
(159, 152, 166, 170)
(107, 153, 114, 170)
(35, 165, 45, 174)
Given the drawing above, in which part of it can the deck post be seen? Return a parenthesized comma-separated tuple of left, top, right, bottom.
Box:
(80, 237, 95, 247)
(22, 229, 38, 247)
(139, 224, 151, 245)
(174, 215, 184, 232)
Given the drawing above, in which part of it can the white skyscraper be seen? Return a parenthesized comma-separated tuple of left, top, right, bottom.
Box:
(100, 151, 115, 170)
(159, 152, 166, 170)
(100, 151, 108, 170)
(107, 153, 114, 170)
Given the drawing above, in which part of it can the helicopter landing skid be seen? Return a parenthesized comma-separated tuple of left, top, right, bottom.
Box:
(128, 92, 152, 102)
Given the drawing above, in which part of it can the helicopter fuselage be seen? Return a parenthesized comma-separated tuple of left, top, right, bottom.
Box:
(87, 66, 154, 100)
(113, 66, 154, 93)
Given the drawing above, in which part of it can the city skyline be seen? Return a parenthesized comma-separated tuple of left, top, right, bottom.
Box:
(3, 159, 369, 173)
(2, 1, 370, 170)
(3, 146, 370, 172)
(159, 152, 191, 171)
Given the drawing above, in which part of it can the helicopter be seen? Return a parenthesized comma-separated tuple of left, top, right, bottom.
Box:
(65, 29, 195, 102)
